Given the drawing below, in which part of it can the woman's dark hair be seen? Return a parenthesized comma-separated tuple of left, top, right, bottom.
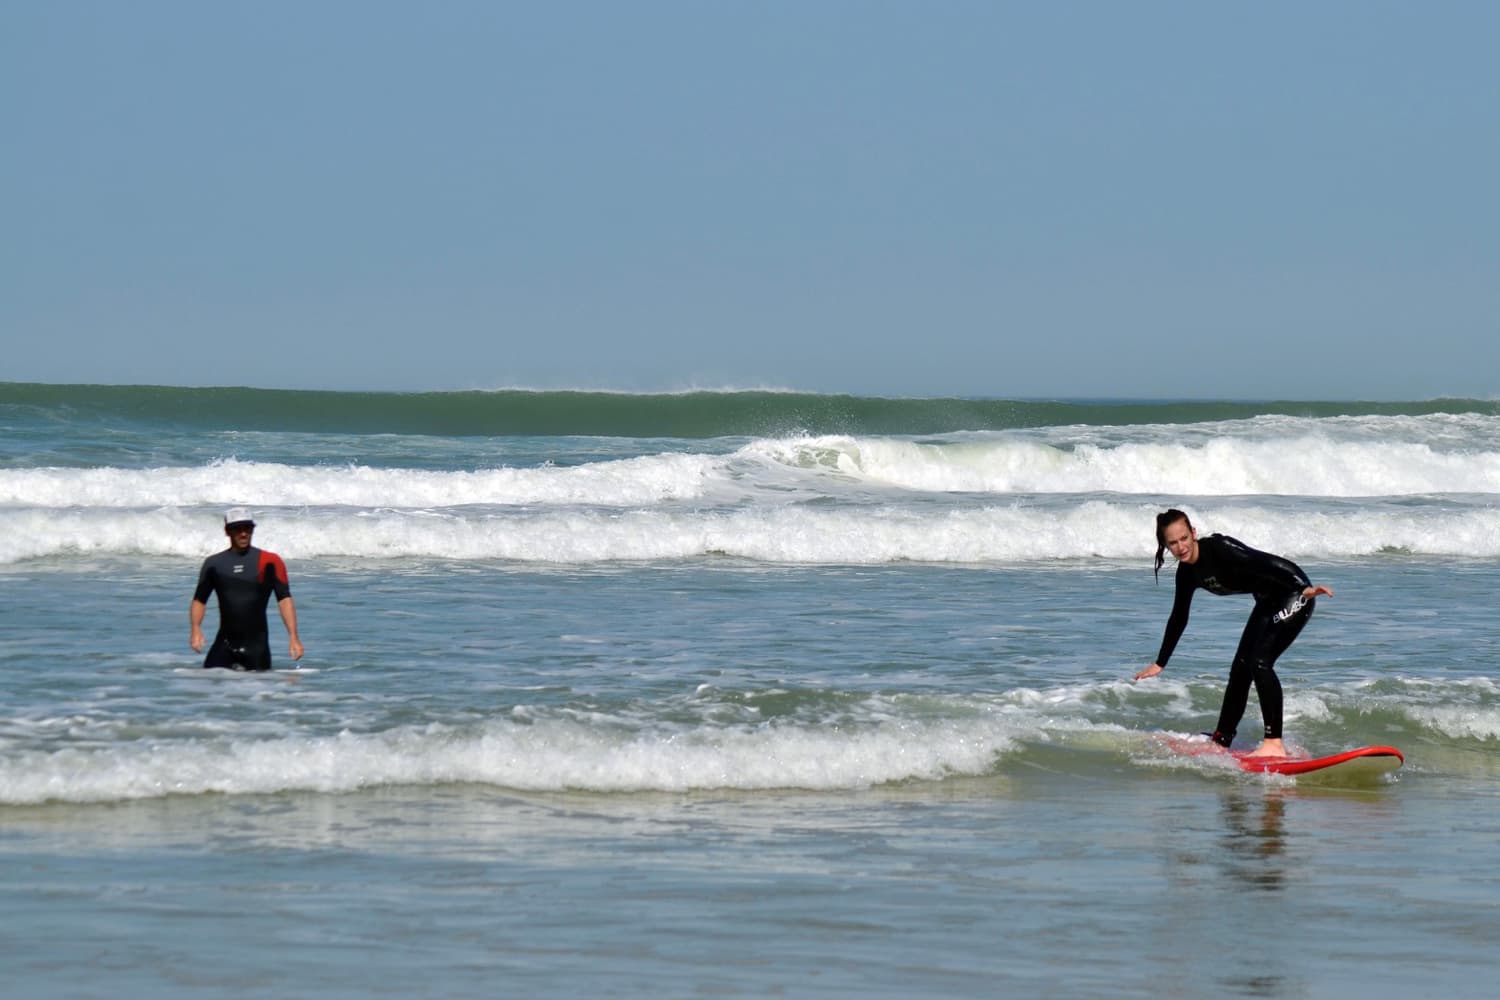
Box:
(1153, 508, 1193, 583)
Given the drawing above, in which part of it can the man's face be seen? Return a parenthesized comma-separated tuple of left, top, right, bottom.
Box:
(226, 522, 255, 549)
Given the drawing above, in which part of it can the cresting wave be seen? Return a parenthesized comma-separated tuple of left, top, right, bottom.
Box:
(6, 501, 1500, 564)
(7, 389, 1500, 565)
(0, 677, 1490, 804)
(749, 431, 1500, 496)
(8, 419, 1500, 504)
(0, 708, 1030, 804)
(0, 454, 720, 508)
(4, 411, 1500, 563)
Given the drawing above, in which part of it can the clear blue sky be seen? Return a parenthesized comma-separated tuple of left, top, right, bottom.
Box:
(4, 1, 1498, 398)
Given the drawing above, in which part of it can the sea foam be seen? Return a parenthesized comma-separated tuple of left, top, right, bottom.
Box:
(752, 432, 1500, 497)
(0, 712, 1027, 804)
(5, 417, 1500, 565)
(4, 500, 1500, 565)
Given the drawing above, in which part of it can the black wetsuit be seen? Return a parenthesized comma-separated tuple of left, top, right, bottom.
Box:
(1155, 534, 1315, 746)
(193, 545, 292, 671)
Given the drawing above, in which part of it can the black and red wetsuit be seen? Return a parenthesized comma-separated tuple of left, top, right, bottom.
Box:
(193, 546, 292, 671)
(1155, 534, 1316, 746)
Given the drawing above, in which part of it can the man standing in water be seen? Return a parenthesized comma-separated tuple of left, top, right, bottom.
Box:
(190, 508, 304, 670)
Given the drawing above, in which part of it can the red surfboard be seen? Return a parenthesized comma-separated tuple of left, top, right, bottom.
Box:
(1162, 736, 1405, 778)
(1232, 745, 1404, 776)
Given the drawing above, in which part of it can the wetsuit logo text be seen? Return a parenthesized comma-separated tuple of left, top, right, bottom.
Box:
(1272, 595, 1307, 623)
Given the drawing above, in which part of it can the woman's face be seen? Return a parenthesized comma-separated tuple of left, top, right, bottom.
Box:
(1162, 518, 1199, 564)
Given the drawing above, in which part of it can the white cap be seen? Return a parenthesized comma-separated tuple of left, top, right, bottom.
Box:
(224, 507, 256, 527)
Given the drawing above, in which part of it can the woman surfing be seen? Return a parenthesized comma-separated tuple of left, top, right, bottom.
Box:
(1133, 509, 1334, 758)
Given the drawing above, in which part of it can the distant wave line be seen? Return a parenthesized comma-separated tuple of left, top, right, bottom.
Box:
(6, 381, 1500, 439)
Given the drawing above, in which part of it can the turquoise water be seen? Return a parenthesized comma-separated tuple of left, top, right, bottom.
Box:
(3, 385, 1499, 997)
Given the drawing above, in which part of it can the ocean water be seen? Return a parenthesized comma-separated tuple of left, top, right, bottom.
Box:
(2, 383, 1499, 998)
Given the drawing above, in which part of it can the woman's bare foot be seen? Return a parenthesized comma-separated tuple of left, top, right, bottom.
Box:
(1243, 738, 1287, 759)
